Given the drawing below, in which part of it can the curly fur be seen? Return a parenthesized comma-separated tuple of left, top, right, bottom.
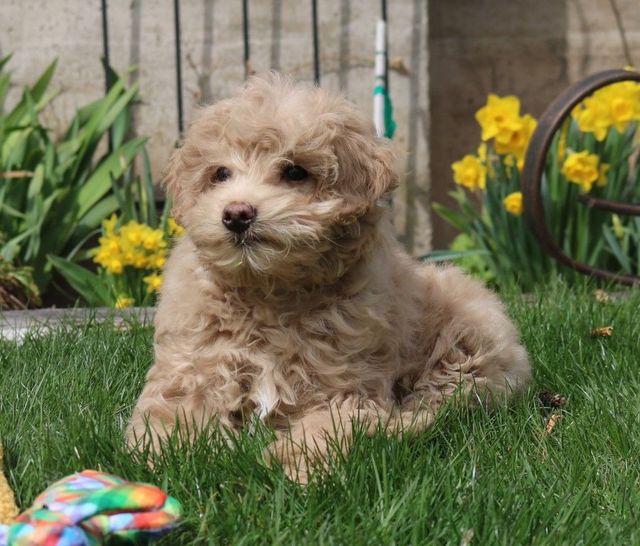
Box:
(127, 75, 531, 481)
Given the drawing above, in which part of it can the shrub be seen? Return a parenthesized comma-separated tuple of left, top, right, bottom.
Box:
(0, 56, 148, 295)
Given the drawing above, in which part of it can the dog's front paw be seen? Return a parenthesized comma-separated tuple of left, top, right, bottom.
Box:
(263, 435, 310, 484)
(264, 429, 331, 484)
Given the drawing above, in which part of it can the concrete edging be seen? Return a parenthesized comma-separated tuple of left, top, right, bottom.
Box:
(0, 307, 156, 342)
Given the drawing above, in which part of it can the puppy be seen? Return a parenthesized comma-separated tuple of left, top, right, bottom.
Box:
(127, 75, 530, 481)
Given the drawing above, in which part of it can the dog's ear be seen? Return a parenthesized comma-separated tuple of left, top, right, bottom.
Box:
(333, 113, 399, 210)
(163, 146, 188, 224)
(369, 143, 399, 201)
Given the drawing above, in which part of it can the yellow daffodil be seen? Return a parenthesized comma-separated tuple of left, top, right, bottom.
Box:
(601, 82, 640, 133)
(115, 295, 134, 309)
(168, 217, 185, 237)
(503, 192, 523, 216)
(121, 222, 145, 247)
(494, 114, 537, 170)
(572, 81, 640, 140)
(132, 253, 149, 269)
(475, 94, 521, 141)
(142, 229, 167, 251)
(143, 273, 163, 294)
(475, 93, 537, 172)
(93, 216, 172, 273)
(561, 151, 601, 192)
(148, 252, 167, 269)
(106, 258, 123, 274)
(572, 95, 611, 141)
(91, 215, 176, 307)
(452, 154, 486, 191)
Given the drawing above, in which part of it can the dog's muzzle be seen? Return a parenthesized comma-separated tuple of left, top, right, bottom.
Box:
(222, 202, 257, 234)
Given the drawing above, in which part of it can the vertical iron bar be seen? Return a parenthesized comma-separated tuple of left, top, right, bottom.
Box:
(243, 0, 251, 78)
(100, 0, 112, 93)
(173, 0, 185, 136)
(100, 0, 113, 152)
(311, 0, 320, 84)
(381, 0, 389, 94)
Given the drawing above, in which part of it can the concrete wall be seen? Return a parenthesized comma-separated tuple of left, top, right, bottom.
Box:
(0, 0, 431, 256)
(429, 0, 640, 248)
(5, 0, 638, 253)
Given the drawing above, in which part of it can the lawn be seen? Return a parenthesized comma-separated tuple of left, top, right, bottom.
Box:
(1, 281, 639, 545)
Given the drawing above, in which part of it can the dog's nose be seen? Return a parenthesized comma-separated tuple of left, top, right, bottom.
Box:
(222, 202, 257, 233)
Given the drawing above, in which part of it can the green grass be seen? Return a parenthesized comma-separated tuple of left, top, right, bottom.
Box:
(1, 281, 640, 545)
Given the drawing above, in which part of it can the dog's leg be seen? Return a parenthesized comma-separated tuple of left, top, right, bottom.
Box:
(399, 266, 531, 420)
(127, 357, 245, 453)
(397, 331, 530, 425)
(127, 390, 216, 454)
(265, 397, 392, 483)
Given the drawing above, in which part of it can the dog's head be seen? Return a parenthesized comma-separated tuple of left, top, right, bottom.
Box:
(165, 74, 398, 288)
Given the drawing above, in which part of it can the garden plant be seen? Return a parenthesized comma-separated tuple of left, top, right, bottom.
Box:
(435, 76, 640, 290)
(0, 56, 153, 305)
(1, 282, 638, 544)
(51, 212, 184, 309)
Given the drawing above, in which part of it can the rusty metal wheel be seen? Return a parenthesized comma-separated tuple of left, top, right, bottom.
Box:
(521, 68, 640, 285)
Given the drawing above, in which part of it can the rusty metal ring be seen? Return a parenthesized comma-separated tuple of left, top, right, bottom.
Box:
(521, 69, 640, 285)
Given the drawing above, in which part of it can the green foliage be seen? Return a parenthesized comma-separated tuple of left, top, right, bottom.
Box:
(47, 255, 111, 308)
(448, 233, 495, 283)
(0, 255, 40, 309)
(434, 182, 552, 291)
(542, 118, 640, 274)
(435, 86, 640, 291)
(49, 154, 173, 309)
(1, 284, 640, 543)
(0, 56, 148, 294)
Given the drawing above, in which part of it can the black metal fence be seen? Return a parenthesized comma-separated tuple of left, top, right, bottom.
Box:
(99, 0, 390, 139)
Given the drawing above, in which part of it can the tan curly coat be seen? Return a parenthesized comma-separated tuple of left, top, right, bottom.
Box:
(127, 75, 531, 481)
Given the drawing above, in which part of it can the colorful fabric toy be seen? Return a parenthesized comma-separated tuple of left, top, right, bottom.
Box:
(0, 468, 182, 545)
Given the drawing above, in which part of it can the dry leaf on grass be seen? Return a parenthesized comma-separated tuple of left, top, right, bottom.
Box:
(544, 412, 562, 435)
(590, 326, 613, 337)
(593, 289, 610, 303)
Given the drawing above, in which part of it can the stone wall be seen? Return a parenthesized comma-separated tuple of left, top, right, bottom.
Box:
(0, 0, 431, 255)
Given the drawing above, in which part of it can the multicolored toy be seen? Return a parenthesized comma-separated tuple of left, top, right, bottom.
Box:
(0, 448, 182, 546)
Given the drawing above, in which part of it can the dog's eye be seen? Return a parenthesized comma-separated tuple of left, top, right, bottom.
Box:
(282, 165, 309, 182)
(213, 166, 231, 182)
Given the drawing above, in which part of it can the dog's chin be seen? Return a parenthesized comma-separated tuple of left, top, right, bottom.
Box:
(192, 228, 342, 290)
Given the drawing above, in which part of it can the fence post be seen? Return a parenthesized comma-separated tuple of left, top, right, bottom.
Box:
(311, 0, 320, 84)
(173, 0, 185, 136)
(243, 0, 251, 78)
(100, 0, 113, 152)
